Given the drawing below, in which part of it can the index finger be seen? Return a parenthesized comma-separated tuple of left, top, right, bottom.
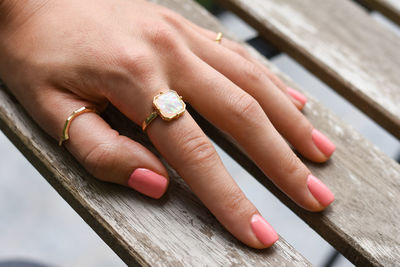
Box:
(146, 110, 279, 248)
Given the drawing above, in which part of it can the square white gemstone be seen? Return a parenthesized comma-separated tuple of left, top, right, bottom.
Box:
(153, 90, 185, 120)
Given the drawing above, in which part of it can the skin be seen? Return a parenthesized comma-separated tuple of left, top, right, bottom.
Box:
(0, 0, 333, 249)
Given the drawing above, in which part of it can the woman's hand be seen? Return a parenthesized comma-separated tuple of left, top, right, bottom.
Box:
(0, 0, 335, 248)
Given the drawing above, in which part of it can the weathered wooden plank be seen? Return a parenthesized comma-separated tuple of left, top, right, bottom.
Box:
(359, 0, 400, 26)
(217, 0, 400, 140)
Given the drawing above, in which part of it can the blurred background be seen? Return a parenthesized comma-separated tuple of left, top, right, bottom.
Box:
(1, 1, 400, 266)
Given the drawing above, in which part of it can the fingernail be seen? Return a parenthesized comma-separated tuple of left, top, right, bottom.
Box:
(250, 214, 279, 247)
(307, 175, 334, 207)
(312, 129, 336, 157)
(128, 168, 168, 199)
(287, 87, 307, 105)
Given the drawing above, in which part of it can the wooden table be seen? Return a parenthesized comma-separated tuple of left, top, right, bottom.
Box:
(1, 0, 399, 265)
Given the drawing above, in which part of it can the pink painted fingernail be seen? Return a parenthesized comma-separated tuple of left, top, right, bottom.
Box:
(250, 214, 279, 247)
(287, 87, 307, 105)
(307, 175, 334, 207)
(128, 168, 168, 199)
(312, 129, 336, 157)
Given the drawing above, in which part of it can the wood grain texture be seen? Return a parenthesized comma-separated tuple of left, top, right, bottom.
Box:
(217, 0, 400, 140)
(1, 0, 400, 266)
(359, 0, 400, 26)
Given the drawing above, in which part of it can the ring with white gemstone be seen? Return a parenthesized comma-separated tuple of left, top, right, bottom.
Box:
(142, 90, 186, 131)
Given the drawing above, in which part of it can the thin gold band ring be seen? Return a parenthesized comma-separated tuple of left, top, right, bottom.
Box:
(215, 32, 223, 44)
(59, 106, 96, 146)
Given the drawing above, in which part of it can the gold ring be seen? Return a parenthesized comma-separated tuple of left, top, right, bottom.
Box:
(59, 106, 96, 146)
(215, 32, 223, 44)
(142, 90, 186, 131)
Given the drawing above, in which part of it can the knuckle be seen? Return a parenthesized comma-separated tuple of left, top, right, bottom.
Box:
(179, 132, 218, 167)
(243, 60, 265, 84)
(223, 186, 249, 215)
(282, 151, 303, 178)
(152, 24, 175, 44)
(83, 142, 118, 180)
(115, 47, 154, 79)
(293, 111, 313, 133)
(148, 23, 181, 53)
(230, 93, 264, 124)
(232, 43, 252, 59)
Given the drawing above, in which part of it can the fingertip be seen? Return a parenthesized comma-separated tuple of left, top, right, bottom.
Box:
(307, 175, 335, 209)
(128, 168, 169, 199)
(300, 128, 336, 164)
(250, 214, 279, 248)
(311, 129, 336, 158)
(287, 87, 307, 110)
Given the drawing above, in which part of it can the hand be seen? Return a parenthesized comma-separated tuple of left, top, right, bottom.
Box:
(0, 0, 335, 248)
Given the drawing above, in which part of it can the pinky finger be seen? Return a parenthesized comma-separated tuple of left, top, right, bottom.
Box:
(189, 25, 307, 109)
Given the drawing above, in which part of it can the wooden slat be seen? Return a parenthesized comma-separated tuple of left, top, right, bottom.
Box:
(218, 0, 400, 140)
(359, 0, 400, 26)
(0, 1, 311, 266)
